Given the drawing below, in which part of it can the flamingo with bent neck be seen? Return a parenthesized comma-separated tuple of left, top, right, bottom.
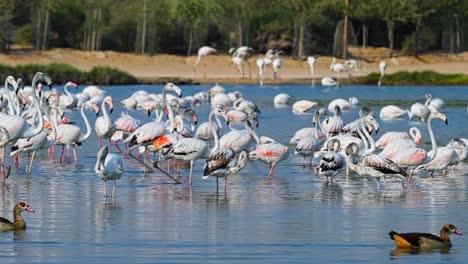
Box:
(59, 81, 78, 109)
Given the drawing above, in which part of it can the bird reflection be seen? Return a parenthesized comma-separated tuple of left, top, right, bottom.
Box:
(320, 182, 343, 202)
(390, 247, 451, 257)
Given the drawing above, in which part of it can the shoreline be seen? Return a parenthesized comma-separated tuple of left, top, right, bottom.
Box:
(1, 48, 468, 85)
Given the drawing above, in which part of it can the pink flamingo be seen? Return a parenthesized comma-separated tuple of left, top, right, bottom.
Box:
(376, 127, 421, 149)
(295, 111, 321, 165)
(95, 96, 116, 151)
(249, 137, 289, 177)
(111, 112, 141, 153)
(390, 108, 448, 181)
(55, 102, 100, 164)
(220, 120, 259, 153)
(322, 105, 345, 137)
(415, 138, 465, 176)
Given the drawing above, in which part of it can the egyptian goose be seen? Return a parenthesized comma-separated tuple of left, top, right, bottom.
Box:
(389, 224, 462, 249)
(0, 202, 35, 231)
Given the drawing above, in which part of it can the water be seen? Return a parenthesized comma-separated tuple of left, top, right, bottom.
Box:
(0, 84, 467, 263)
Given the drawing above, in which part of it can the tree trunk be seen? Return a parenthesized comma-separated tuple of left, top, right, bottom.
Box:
(42, 7, 49, 51)
(362, 24, 367, 49)
(187, 29, 193, 56)
(35, 8, 42, 50)
(387, 21, 394, 58)
(413, 19, 421, 56)
(141, 0, 147, 54)
(298, 21, 305, 59)
(91, 9, 97, 51)
(342, 0, 349, 59)
(292, 20, 298, 58)
(96, 8, 102, 50)
(237, 19, 243, 47)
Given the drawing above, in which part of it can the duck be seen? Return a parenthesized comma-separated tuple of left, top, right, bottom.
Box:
(389, 224, 462, 249)
(0, 202, 35, 231)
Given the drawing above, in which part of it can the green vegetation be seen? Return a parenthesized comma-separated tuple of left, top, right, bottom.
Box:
(361, 71, 468, 85)
(0, 0, 467, 57)
(0, 63, 138, 85)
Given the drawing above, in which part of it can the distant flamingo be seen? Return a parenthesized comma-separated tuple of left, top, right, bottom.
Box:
(425, 93, 445, 110)
(295, 111, 321, 165)
(322, 105, 345, 137)
(307, 56, 317, 85)
(321, 77, 338, 87)
(330, 57, 350, 87)
(379, 105, 406, 120)
(273, 93, 294, 106)
(378, 61, 387, 87)
(193, 46, 217, 78)
(256, 57, 272, 86)
(292, 100, 318, 114)
(229, 46, 255, 78)
(95, 145, 123, 198)
(59, 81, 79, 109)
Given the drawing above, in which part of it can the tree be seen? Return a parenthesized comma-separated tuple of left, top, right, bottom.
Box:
(0, 0, 17, 51)
(377, 0, 415, 57)
(350, 0, 379, 49)
(169, 0, 220, 56)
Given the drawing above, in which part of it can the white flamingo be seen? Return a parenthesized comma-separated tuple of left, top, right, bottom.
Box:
(321, 77, 338, 87)
(295, 111, 321, 165)
(379, 105, 406, 120)
(192, 46, 217, 78)
(425, 93, 445, 110)
(378, 61, 387, 87)
(95, 146, 123, 198)
(59, 81, 79, 109)
(307, 56, 317, 85)
(95, 96, 116, 150)
(273, 93, 294, 106)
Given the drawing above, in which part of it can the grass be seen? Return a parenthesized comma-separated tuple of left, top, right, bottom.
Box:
(360, 70, 468, 85)
(0, 63, 138, 85)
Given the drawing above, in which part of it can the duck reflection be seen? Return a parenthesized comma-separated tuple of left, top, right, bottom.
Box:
(390, 247, 451, 257)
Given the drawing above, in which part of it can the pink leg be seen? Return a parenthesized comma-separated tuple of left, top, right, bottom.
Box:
(73, 145, 78, 164)
(177, 161, 181, 176)
(14, 154, 19, 168)
(114, 140, 123, 154)
(443, 169, 447, 176)
(108, 138, 112, 152)
(60, 145, 65, 164)
(268, 164, 275, 177)
(67, 146, 71, 163)
(145, 149, 149, 162)
(167, 158, 172, 174)
(1, 147, 5, 181)
(224, 178, 227, 193)
(99, 138, 103, 148)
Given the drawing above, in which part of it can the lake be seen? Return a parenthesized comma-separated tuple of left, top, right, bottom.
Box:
(0, 84, 467, 263)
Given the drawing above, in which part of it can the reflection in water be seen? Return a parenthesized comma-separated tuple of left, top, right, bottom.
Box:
(0, 84, 466, 263)
(390, 247, 451, 257)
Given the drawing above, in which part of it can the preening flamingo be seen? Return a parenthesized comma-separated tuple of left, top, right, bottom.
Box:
(95, 145, 123, 198)
(273, 93, 294, 106)
(95, 96, 116, 150)
(379, 105, 406, 120)
(315, 138, 344, 183)
(425, 93, 445, 110)
(193, 46, 217, 78)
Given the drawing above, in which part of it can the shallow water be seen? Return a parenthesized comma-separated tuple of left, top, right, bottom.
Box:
(0, 84, 467, 263)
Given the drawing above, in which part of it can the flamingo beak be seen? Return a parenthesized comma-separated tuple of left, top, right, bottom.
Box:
(147, 109, 152, 117)
(445, 118, 448, 125)
(110, 107, 114, 114)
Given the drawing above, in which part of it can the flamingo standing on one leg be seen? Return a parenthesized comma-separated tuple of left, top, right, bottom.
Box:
(192, 46, 217, 78)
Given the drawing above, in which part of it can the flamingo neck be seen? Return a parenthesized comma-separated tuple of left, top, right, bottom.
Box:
(209, 112, 220, 152)
(162, 88, 175, 133)
(77, 103, 91, 143)
(43, 107, 57, 149)
(4, 79, 17, 115)
(24, 92, 44, 138)
(356, 119, 369, 150)
(244, 121, 259, 145)
(426, 115, 438, 162)
(101, 99, 110, 124)
(360, 120, 375, 155)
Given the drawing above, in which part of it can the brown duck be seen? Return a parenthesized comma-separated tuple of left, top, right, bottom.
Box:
(389, 224, 462, 249)
(0, 202, 35, 231)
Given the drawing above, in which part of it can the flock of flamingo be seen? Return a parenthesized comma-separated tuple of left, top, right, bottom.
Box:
(192, 45, 388, 87)
(0, 63, 466, 204)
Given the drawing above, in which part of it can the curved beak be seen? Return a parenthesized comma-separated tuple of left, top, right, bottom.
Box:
(445, 118, 448, 125)
(147, 109, 152, 117)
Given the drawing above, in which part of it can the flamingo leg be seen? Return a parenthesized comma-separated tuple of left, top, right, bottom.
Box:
(108, 138, 112, 152)
(224, 178, 227, 193)
(204, 63, 207, 79)
(60, 145, 65, 164)
(112, 179, 116, 198)
(268, 163, 274, 177)
(216, 177, 219, 194)
(72, 145, 78, 164)
(27, 151, 36, 175)
(1, 147, 5, 181)
(189, 160, 194, 186)
(14, 154, 19, 168)
(114, 140, 123, 154)
(67, 145, 71, 163)
(104, 180, 108, 197)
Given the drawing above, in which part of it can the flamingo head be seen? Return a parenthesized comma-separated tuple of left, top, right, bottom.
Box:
(66, 81, 78, 89)
(105, 96, 114, 114)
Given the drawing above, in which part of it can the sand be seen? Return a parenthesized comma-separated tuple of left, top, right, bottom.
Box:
(1, 48, 467, 84)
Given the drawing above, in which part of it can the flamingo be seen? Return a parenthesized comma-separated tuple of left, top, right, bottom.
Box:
(408, 96, 431, 122)
(349, 97, 359, 107)
(328, 98, 351, 111)
(232, 56, 245, 79)
(0, 73, 51, 179)
(330, 57, 350, 87)
(248, 137, 289, 177)
(345, 142, 407, 189)
(378, 61, 387, 87)
(95, 146, 123, 198)
(273, 93, 294, 106)
(390, 108, 448, 181)
(272, 57, 283, 80)
(446, 138, 467, 170)
(321, 77, 338, 87)
(322, 105, 345, 137)
(295, 111, 321, 165)
(229, 46, 255, 78)
(376, 127, 422, 149)
(307, 56, 317, 85)
(111, 112, 141, 153)
(379, 105, 406, 120)
(95, 96, 116, 151)
(10, 104, 57, 174)
(0, 127, 9, 178)
(192, 46, 217, 78)
(315, 138, 345, 183)
(415, 138, 465, 176)
(220, 120, 259, 153)
(55, 102, 100, 164)
(425, 93, 445, 110)
(256, 57, 271, 86)
(59, 81, 79, 109)
(203, 108, 248, 192)
(292, 100, 318, 114)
